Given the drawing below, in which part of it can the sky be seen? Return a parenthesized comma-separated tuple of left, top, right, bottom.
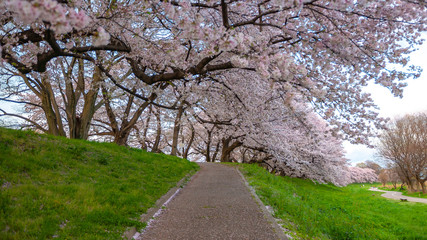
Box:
(345, 40, 427, 166)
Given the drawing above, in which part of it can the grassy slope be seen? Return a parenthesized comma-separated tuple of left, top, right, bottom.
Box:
(0, 128, 198, 239)
(241, 164, 427, 240)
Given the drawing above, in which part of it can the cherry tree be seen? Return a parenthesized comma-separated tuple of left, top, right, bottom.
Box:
(0, 57, 104, 139)
(1, 0, 426, 184)
(347, 166, 378, 184)
(180, 69, 350, 185)
(188, 117, 222, 162)
(94, 76, 170, 146)
(356, 160, 382, 175)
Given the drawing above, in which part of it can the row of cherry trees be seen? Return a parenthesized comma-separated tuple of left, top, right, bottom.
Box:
(1, 0, 425, 185)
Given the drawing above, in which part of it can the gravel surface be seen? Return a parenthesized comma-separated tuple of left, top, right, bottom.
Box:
(369, 187, 427, 204)
(139, 163, 283, 240)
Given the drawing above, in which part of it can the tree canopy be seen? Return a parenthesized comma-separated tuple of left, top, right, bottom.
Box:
(1, 0, 426, 185)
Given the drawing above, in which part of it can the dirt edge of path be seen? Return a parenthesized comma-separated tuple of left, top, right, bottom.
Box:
(123, 169, 199, 240)
(236, 167, 289, 240)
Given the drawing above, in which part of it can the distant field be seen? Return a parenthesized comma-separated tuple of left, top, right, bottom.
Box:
(0, 128, 198, 239)
(241, 164, 427, 240)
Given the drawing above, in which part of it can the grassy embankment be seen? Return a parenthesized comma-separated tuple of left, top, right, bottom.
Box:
(0, 127, 198, 239)
(370, 182, 427, 199)
(241, 164, 427, 240)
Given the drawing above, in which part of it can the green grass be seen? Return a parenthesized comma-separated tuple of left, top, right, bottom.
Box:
(371, 183, 427, 199)
(241, 164, 427, 240)
(0, 127, 199, 239)
(402, 191, 427, 199)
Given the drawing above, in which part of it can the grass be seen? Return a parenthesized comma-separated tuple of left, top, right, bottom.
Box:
(241, 164, 427, 240)
(0, 127, 199, 239)
(402, 191, 427, 199)
(371, 183, 427, 199)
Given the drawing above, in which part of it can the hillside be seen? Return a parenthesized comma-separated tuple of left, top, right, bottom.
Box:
(0, 128, 198, 239)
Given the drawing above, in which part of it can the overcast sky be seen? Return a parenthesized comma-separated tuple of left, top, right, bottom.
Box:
(345, 40, 427, 166)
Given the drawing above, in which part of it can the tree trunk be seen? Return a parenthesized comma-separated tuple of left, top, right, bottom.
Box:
(113, 100, 151, 146)
(183, 124, 195, 159)
(397, 164, 416, 192)
(75, 66, 102, 140)
(406, 179, 416, 193)
(101, 82, 161, 146)
(212, 141, 220, 163)
(42, 76, 66, 136)
(415, 177, 426, 193)
(140, 108, 152, 150)
(205, 130, 212, 162)
(171, 103, 184, 156)
(151, 109, 162, 153)
(220, 137, 242, 162)
(421, 181, 426, 194)
(41, 92, 64, 136)
(18, 70, 66, 137)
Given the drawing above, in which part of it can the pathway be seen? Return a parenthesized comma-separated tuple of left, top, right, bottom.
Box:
(369, 187, 427, 204)
(138, 163, 286, 240)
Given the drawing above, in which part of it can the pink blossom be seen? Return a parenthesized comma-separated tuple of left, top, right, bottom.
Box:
(93, 27, 110, 46)
(5, 0, 90, 34)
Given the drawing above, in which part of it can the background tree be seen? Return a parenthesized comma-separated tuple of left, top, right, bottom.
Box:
(378, 113, 427, 193)
(347, 167, 378, 184)
(356, 160, 382, 175)
(378, 169, 389, 187)
(389, 166, 402, 190)
(355, 162, 367, 169)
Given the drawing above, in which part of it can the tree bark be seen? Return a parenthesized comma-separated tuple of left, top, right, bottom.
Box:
(21, 72, 66, 137)
(140, 107, 152, 150)
(171, 102, 184, 156)
(151, 109, 162, 153)
(75, 65, 102, 139)
(183, 123, 195, 159)
(212, 141, 220, 163)
(40, 90, 65, 136)
(220, 137, 242, 162)
(205, 130, 212, 162)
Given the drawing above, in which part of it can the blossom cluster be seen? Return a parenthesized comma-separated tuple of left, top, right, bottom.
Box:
(5, 0, 90, 34)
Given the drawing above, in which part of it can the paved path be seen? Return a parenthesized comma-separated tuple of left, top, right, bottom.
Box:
(139, 163, 284, 240)
(369, 187, 427, 204)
